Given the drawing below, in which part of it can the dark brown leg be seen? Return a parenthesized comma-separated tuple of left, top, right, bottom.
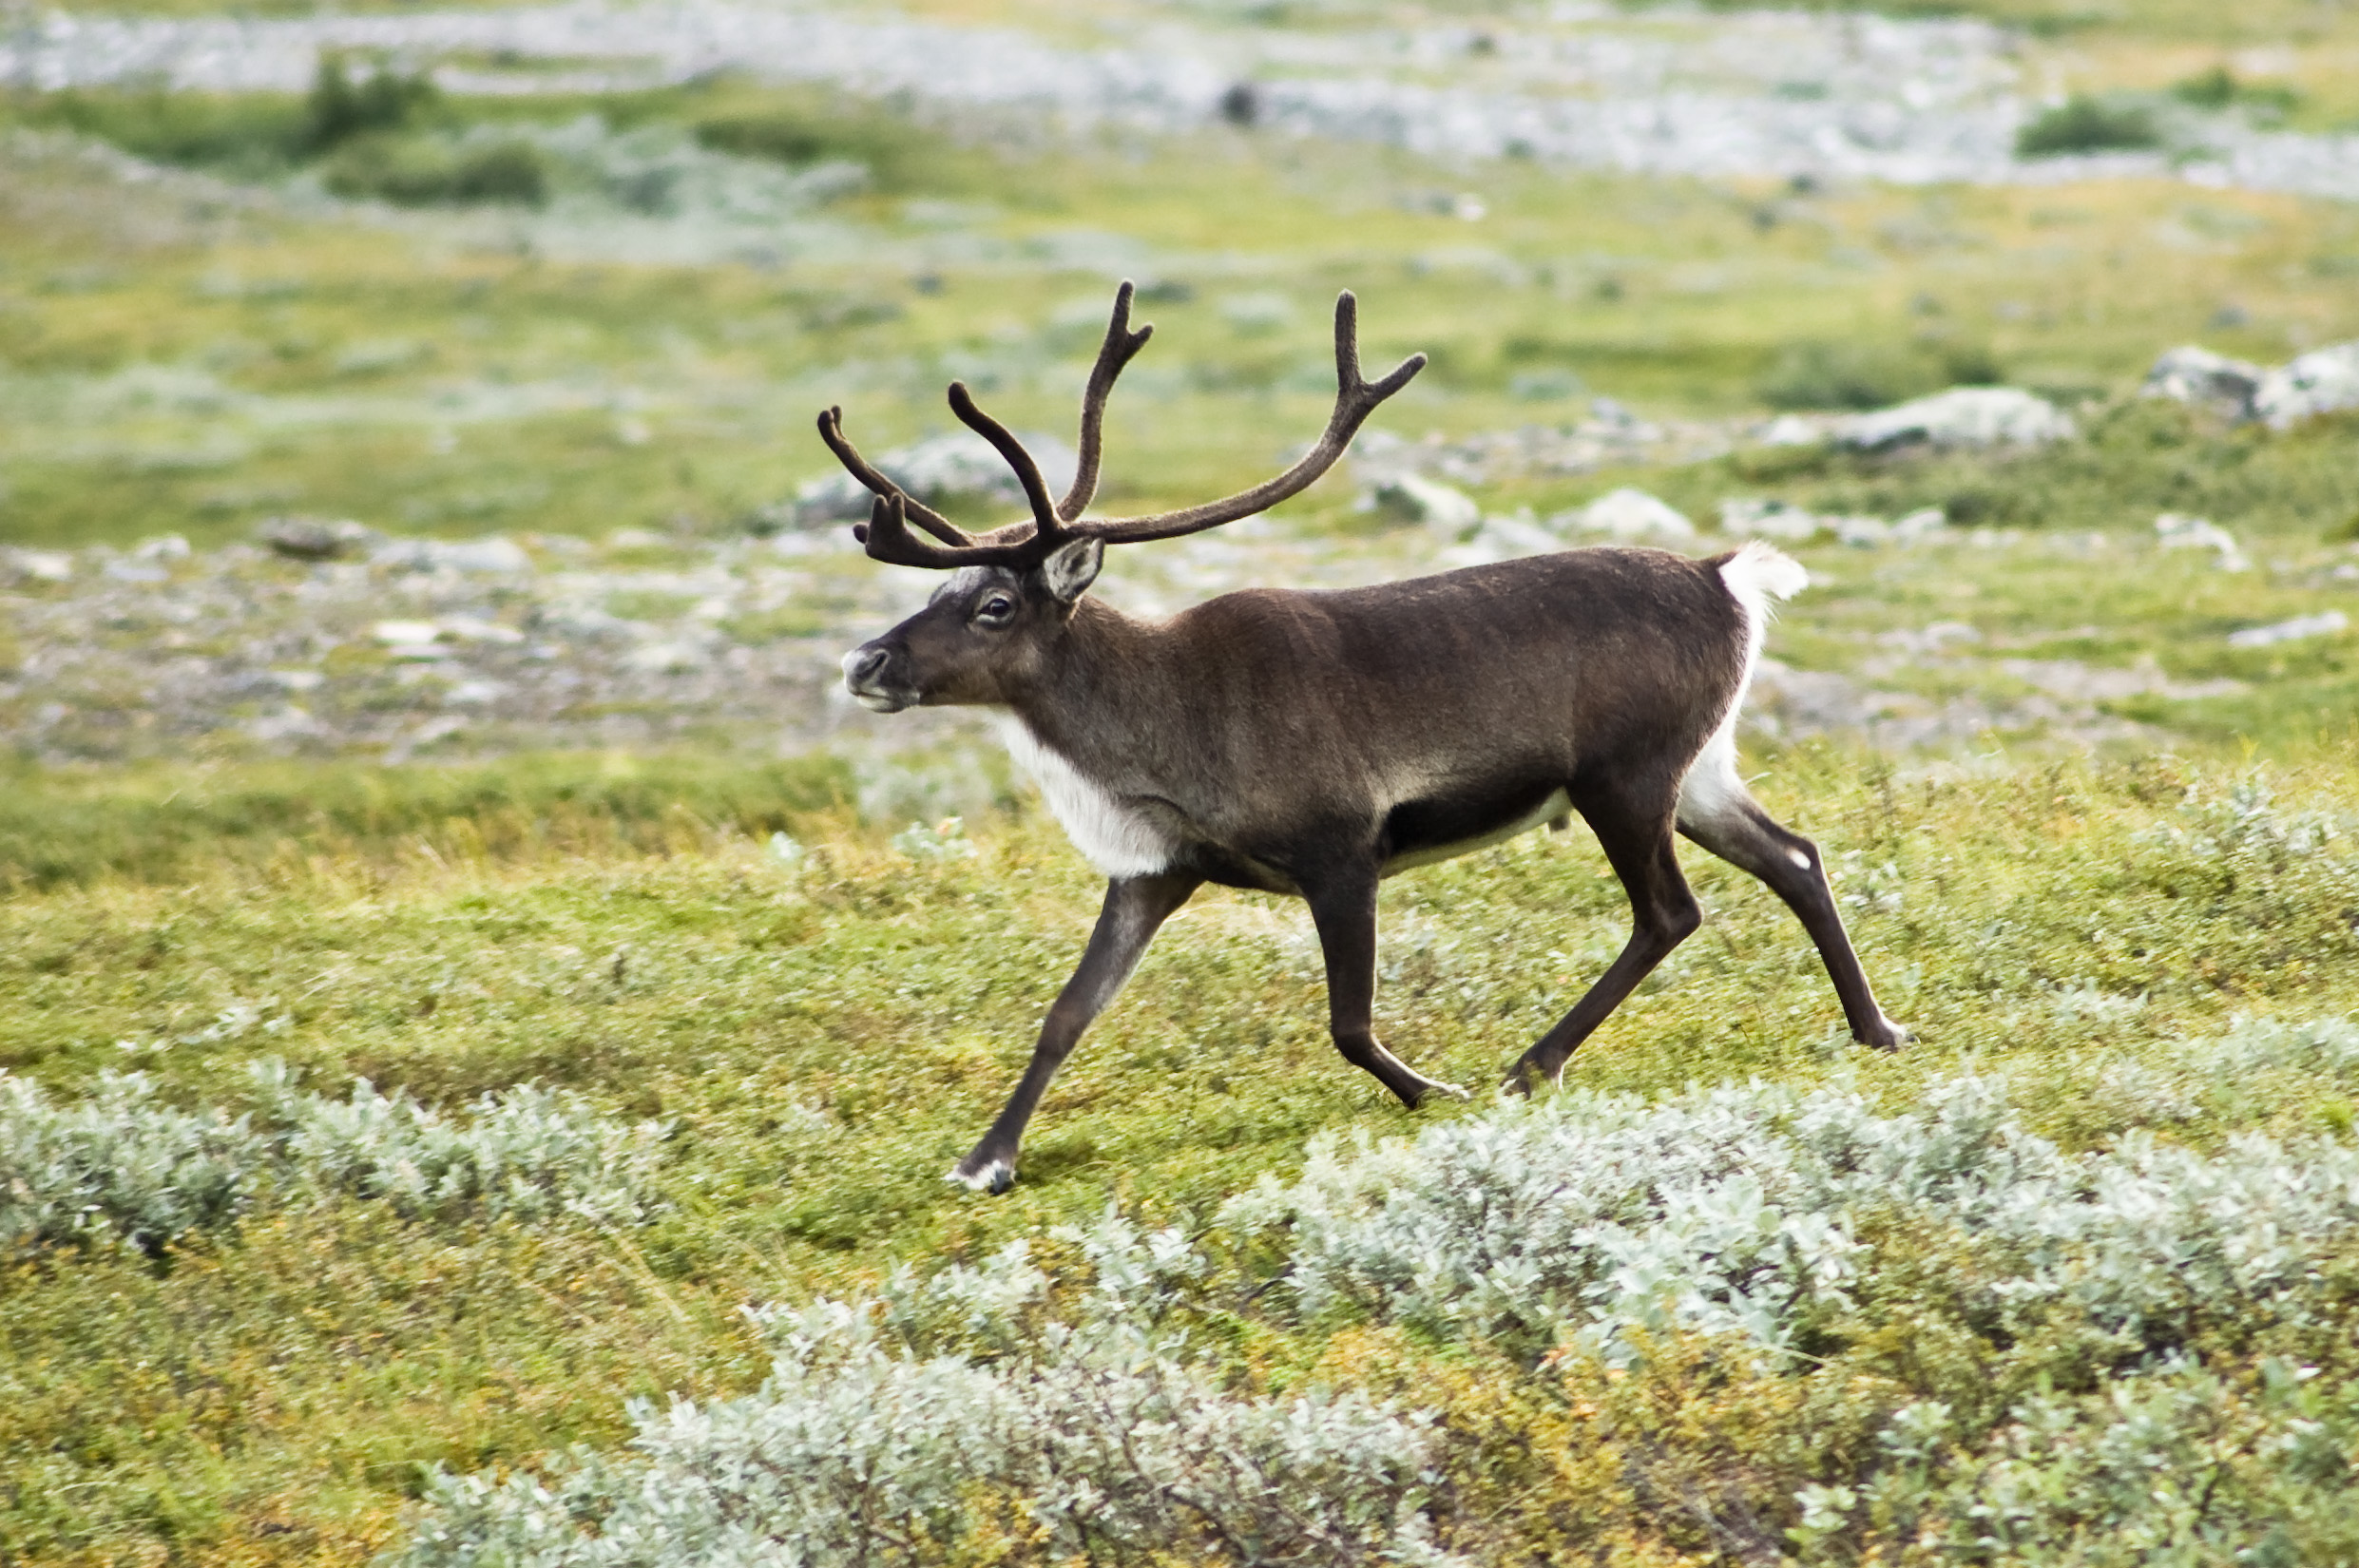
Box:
(1505, 794, 1701, 1093)
(1678, 795, 1908, 1050)
(949, 870, 1201, 1193)
(1302, 863, 1468, 1107)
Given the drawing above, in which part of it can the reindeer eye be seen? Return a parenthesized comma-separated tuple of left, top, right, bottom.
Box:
(974, 593, 1018, 624)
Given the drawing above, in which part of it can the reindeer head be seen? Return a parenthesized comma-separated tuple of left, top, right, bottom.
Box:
(834, 283, 1425, 713)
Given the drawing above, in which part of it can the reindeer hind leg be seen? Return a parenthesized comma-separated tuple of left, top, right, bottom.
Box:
(1505, 781, 1702, 1094)
(1675, 735, 1907, 1050)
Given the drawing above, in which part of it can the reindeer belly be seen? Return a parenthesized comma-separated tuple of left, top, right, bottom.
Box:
(1379, 780, 1573, 876)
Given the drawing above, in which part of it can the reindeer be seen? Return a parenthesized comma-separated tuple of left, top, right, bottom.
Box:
(831, 284, 1907, 1193)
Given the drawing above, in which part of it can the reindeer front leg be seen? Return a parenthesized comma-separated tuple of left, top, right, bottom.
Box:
(949, 870, 1201, 1193)
(1301, 862, 1470, 1109)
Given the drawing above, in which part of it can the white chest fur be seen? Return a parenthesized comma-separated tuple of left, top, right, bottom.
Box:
(992, 713, 1179, 879)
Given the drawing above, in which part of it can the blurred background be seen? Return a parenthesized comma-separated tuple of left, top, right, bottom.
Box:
(3, 0, 2356, 830)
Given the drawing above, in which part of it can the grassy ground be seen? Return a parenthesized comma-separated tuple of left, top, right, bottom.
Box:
(7, 2, 2359, 1558)
(3, 739, 2357, 1562)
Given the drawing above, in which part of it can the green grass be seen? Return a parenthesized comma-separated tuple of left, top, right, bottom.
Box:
(6, 18, 2359, 1558)
(4, 743, 2358, 1561)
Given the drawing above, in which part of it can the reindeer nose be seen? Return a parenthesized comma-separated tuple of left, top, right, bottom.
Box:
(842, 644, 891, 687)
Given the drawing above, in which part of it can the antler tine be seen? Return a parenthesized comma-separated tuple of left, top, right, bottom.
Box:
(817, 407, 974, 549)
(857, 493, 1037, 570)
(946, 381, 1064, 544)
(1057, 280, 1155, 522)
(1080, 291, 1426, 545)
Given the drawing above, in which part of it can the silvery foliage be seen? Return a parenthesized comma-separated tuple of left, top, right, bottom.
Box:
(0, 1070, 265, 1253)
(254, 1065, 669, 1226)
(397, 1214, 1461, 1568)
(1225, 1025, 2359, 1363)
(2138, 775, 2349, 865)
(0, 1064, 665, 1254)
(1799, 1355, 2351, 1563)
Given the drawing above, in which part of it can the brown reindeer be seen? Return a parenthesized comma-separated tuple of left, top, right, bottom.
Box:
(831, 283, 1906, 1192)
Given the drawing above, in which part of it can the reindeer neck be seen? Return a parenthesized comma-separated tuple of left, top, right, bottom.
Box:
(1003, 597, 1189, 775)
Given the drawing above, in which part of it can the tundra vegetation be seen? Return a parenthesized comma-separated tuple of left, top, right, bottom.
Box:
(5, 0, 2359, 1561)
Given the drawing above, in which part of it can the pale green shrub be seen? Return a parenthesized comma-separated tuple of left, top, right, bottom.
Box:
(396, 1216, 1459, 1568)
(0, 1070, 265, 1253)
(1227, 1042, 2359, 1362)
(263, 1070, 669, 1226)
(0, 1065, 667, 1254)
(1843, 1358, 2359, 1564)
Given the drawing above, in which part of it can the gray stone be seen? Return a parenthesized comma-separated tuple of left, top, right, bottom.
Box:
(1836, 387, 2075, 453)
(1564, 487, 1695, 541)
(0, 548, 74, 583)
(372, 535, 534, 574)
(2254, 341, 2359, 430)
(1364, 474, 1482, 534)
(259, 517, 378, 562)
(2140, 345, 2263, 422)
(2155, 511, 2249, 572)
(2227, 610, 2348, 649)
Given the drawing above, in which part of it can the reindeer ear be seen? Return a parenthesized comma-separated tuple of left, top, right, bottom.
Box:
(1039, 536, 1103, 604)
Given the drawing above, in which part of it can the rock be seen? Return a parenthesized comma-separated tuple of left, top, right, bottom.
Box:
(259, 517, 378, 562)
(371, 535, 534, 574)
(133, 534, 191, 562)
(2155, 512, 2249, 571)
(436, 614, 526, 645)
(2227, 610, 2348, 649)
(791, 430, 1080, 526)
(1565, 487, 1695, 542)
(445, 678, 508, 704)
(1755, 413, 1830, 448)
(2254, 341, 2359, 430)
(374, 620, 450, 659)
(1365, 474, 1482, 534)
(1891, 507, 1950, 542)
(1836, 387, 2075, 453)
(1718, 498, 1823, 542)
(0, 547, 74, 583)
(623, 641, 707, 674)
(1437, 510, 1562, 566)
(2140, 345, 2263, 422)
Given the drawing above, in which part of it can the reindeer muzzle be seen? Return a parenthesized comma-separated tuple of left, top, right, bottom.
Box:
(841, 642, 915, 714)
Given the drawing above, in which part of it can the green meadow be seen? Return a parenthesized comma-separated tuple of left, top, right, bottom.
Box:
(7, 1, 2359, 1560)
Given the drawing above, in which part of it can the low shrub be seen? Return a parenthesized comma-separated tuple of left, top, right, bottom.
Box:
(1757, 340, 2004, 411)
(396, 1217, 1456, 1568)
(0, 1065, 666, 1254)
(321, 134, 549, 207)
(0, 1071, 263, 1254)
(302, 53, 439, 154)
(16, 87, 308, 178)
(2172, 66, 2300, 118)
(2016, 95, 2163, 158)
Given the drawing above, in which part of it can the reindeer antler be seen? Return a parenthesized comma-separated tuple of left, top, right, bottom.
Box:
(819, 408, 976, 551)
(1061, 280, 1154, 521)
(1076, 292, 1424, 545)
(819, 284, 1422, 571)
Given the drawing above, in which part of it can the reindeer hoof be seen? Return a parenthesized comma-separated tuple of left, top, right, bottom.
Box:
(946, 1156, 1016, 1195)
(1860, 1016, 1912, 1053)
(1421, 1079, 1471, 1104)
